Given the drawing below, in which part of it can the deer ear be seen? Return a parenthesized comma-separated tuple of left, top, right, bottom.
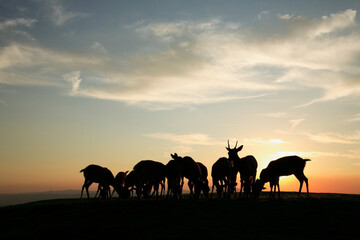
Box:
(237, 145, 243, 151)
(171, 154, 174, 158)
(226, 147, 230, 151)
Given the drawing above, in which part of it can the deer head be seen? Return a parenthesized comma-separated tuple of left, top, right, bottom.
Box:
(171, 153, 181, 160)
(226, 140, 243, 161)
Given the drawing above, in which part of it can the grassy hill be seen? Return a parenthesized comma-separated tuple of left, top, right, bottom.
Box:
(0, 192, 359, 240)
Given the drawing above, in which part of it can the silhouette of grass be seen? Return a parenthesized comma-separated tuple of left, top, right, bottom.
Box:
(0, 192, 359, 239)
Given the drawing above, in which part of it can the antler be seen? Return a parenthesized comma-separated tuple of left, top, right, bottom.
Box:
(234, 140, 238, 149)
(227, 140, 230, 149)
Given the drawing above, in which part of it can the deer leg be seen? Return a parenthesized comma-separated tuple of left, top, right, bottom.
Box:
(210, 180, 215, 199)
(180, 177, 184, 199)
(108, 186, 112, 200)
(95, 184, 101, 198)
(305, 176, 309, 196)
(239, 179, 243, 199)
(111, 188, 116, 197)
(188, 180, 194, 198)
(81, 183, 86, 200)
(298, 180, 304, 196)
(269, 183, 273, 200)
(295, 173, 307, 196)
(277, 182, 280, 199)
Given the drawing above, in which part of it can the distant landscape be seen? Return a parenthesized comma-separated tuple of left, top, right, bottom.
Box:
(0, 192, 359, 240)
(0, 190, 81, 207)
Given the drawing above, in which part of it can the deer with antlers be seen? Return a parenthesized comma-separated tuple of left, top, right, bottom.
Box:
(226, 140, 258, 198)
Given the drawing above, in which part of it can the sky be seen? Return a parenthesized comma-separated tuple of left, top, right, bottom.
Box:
(1, 0, 360, 194)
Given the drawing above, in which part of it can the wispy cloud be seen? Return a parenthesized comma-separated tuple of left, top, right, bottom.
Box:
(258, 10, 270, 20)
(244, 138, 287, 145)
(63, 71, 81, 95)
(347, 113, 360, 122)
(1, 9, 360, 110)
(91, 42, 107, 54)
(290, 118, 305, 129)
(0, 44, 106, 85)
(306, 131, 360, 144)
(145, 133, 223, 146)
(269, 150, 360, 160)
(50, 1, 88, 26)
(0, 18, 37, 30)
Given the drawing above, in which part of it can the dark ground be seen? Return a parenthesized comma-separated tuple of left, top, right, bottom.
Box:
(0, 192, 359, 240)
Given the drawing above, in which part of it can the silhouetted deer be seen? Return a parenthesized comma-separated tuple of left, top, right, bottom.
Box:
(165, 159, 182, 199)
(125, 170, 137, 198)
(227, 141, 258, 198)
(133, 160, 166, 199)
(253, 155, 310, 199)
(80, 164, 114, 200)
(211, 157, 232, 198)
(112, 171, 129, 199)
(171, 153, 202, 199)
(188, 162, 210, 198)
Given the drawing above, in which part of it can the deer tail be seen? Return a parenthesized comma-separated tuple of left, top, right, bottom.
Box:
(304, 158, 311, 162)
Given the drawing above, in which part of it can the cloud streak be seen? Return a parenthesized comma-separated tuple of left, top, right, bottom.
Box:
(145, 133, 223, 146)
(1, 9, 360, 110)
(306, 131, 360, 144)
(0, 18, 37, 30)
(49, 1, 88, 26)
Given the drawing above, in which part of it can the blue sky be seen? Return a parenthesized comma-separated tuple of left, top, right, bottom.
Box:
(1, 0, 360, 193)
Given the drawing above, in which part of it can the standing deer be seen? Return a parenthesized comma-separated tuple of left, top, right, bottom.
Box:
(133, 160, 166, 199)
(170, 153, 202, 199)
(80, 164, 115, 200)
(165, 159, 182, 199)
(253, 155, 310, 199)
(211, 157, 231, 198)
(226, 140, 257, 198)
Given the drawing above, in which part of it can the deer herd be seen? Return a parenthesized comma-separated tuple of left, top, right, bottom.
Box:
(80, 141, 311, 201)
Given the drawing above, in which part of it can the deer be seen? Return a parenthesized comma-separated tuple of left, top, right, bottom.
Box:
(165, 159, 182, 199)
(170, 153, 202, 199)
(211, 157, 232, 198)
(188, 162, 210, 198)
(112, 171, 129, 199)
(133, 160, 166, 199)
(80, 164, 115, 200)
(226, 140, 258, 199)
(125, 170, 137, 198)
(253, 155, 311, 199)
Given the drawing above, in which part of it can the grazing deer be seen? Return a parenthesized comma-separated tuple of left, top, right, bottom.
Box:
(170, 153, 202, 199)
(211, 157, 233, 198)
(112, 171, 129, 198)
(133, 160, 166, 199)
(188, 162, 210, 198)
(80, 164, 115, 200)
(165, 159, 182, 199)
(253, 155, 311, 199)
(227, 140, 258, 198)
(125, 170, 137, 198)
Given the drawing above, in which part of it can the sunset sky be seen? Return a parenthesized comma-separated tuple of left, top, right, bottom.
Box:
(1, 0, 360, 194)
